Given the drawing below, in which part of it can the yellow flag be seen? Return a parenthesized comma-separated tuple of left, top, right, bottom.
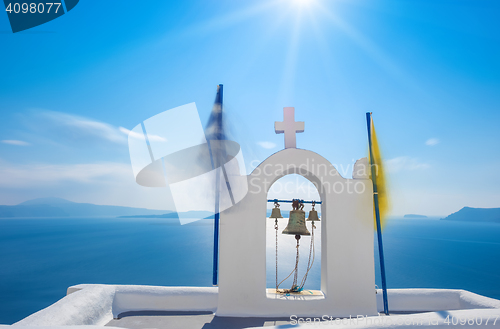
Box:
(368, 117, 390, 230)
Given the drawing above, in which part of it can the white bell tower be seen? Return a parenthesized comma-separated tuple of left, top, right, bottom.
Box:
(216, 108, 377, 317)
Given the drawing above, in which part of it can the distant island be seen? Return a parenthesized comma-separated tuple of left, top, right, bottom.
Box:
(0, 197, 170, 218)
(404, 214, 428, 219)
(442, 207, 500, 223)
(7, 199, 496, 224)
(119, 211, 214, 219)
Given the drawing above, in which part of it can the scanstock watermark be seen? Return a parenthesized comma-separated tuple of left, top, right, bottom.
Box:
(3, 0, 79, 33)
(289, 314, 500, 326)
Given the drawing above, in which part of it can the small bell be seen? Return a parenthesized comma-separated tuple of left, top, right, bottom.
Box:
(270, 202, 283, 219)
(307, 210, 320, 222)
(282, 200, 310, 236)
(307, 201, 320, 222)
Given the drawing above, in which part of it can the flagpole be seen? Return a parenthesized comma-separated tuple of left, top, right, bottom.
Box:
(366, 112, 389, 315)
(212, 84, 223, 286)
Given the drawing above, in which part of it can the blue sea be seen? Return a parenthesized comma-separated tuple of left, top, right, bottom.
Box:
(1, 217, 500, 324)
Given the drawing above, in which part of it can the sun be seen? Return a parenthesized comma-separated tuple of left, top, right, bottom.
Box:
(292, 0, 315, 6)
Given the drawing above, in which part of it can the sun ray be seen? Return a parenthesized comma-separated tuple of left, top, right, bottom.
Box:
(227, 4, 297, 81)
(276, 3, 305, 105)
(314, 1, 424, 95)
(304, 3, 340, 86)
(177, 1, 284, 39)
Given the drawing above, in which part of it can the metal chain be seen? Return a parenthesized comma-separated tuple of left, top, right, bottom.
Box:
(299, 222, 315, 290)
(276, 236, 300, 293)
(275, 218, 278, 291)
(291, 236, 300, 291)
(299, 201, 317, 290)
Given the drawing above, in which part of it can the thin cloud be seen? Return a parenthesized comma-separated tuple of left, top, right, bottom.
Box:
(0, 158, 173, 210)
(119, 127, 167, 142)
(426, 138, 440, 146)
(0, 159, 131, 188)
(33, 110, 127, 144)
(257, 141, 277, 149)
(385, 156, 430, 173)
(1, 140, 31, 146)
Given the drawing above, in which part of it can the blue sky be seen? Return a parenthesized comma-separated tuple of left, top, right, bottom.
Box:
(0, 0, 499, 216)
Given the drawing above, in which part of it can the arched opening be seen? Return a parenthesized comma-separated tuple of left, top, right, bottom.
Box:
(266, 174, 322, 297)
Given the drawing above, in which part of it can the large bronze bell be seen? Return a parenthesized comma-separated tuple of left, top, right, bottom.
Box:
(307, 210, 320, 222)
(282, 210, 310, 236)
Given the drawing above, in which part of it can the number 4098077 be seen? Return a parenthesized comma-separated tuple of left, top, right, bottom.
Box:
(443, 315, 498, 326)
(5, 3, 62, 14)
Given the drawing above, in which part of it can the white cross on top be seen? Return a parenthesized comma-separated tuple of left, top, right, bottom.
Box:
(275, 107, 304, 149)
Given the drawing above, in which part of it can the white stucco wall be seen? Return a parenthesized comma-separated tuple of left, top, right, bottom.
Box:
(9, 284, 500, 328)
(14, 285, 218, 326)
(216, 148, 378, 317)
(376, 289, 500, 313)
